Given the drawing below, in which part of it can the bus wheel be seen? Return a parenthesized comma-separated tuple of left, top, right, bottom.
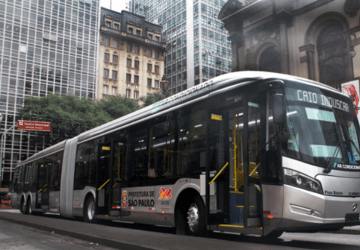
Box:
(20, 197, 28, 214)
(186, 196, 205, 236)
(265, 230, 284, 238)
(84, 197, 96, 223)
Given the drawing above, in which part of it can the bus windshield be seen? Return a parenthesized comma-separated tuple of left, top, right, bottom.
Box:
(282, 81, 360, 170)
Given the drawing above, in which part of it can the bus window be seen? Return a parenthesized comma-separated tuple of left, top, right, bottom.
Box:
(130, 126, 149, 181)
(149, 114, 176, 178)
(177, 106, 207, 176)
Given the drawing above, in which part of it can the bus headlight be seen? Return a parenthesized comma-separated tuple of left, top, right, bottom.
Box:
(284, 169, 323, 194)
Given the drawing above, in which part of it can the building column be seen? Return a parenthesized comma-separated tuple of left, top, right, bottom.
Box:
(299, 44, 316, 80)
(279, 21, 290, 74)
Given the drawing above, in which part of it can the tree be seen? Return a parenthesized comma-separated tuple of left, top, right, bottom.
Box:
(97, 95, 140, 120)
(140, 91, 172, 108)
(17, 94, 140, 145)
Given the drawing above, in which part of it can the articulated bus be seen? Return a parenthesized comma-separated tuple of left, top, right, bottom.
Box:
(13, 71, 360, 237)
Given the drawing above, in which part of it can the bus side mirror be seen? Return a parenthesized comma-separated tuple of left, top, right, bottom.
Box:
(273, 88, 286, 124)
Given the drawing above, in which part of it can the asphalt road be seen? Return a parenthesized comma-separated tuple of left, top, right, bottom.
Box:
(0, 220, 115, 250)
(1, 210, 360, 250)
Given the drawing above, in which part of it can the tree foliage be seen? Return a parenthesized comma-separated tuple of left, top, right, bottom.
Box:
(17, 94, 140, 144)
(140, 91, 172, 108)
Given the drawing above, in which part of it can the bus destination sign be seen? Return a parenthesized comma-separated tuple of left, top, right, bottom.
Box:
(18, 120, 51, 131)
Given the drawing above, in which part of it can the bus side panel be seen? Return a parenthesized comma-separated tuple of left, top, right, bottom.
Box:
(72, 187, 96, 217)
(60, 137, 78, 218)
(262, 184, 284, 235)
(49, 191, 60, 213)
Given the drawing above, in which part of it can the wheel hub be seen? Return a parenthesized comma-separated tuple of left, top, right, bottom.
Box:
(87, 201, 95, 220)
(187, 203, 199, 233)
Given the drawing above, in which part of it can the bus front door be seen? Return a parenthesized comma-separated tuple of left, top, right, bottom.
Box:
(96, 140, 124, 216)
(207, 95, 263, 228)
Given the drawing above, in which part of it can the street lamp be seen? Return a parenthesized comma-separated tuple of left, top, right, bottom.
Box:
(160, 75, 169, 99)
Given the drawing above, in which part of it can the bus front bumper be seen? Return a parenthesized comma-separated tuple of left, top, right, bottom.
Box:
(278, 185, 360, 231)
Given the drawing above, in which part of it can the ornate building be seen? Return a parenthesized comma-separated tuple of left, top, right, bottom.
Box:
(98, 8, 166, 101)
(219, 0, 360, 89)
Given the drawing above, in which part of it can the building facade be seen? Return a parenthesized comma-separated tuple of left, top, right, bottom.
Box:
(131, 0, 232, 93)
(98, 8, 166, 101)
(0, 0, 100, 189)
(219, 0, 360, 89)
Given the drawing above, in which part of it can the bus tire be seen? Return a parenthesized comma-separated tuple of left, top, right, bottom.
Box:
(20, 197, 28, 214)
(84, 197, 96, 223)
(265, 230, 284, 238)
(183, 196, 206, 236)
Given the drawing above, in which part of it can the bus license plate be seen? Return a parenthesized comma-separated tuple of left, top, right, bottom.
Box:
(345, 213, 359, 223)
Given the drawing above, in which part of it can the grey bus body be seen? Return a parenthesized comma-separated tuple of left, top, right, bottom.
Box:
(14, 71, 360, 236)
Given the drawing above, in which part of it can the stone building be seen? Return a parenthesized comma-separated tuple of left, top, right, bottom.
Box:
(98, 8, 166, 101)
(219, 0, 360, 89)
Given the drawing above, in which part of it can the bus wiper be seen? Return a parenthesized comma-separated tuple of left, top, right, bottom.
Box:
(349, 140, 360, 162)
(323, 139, 343, 174)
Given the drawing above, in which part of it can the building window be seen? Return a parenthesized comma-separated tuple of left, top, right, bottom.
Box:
(128, 27, 133, 34)
(127, 44, 132, 52)
(155, 80, 159, 89)
(114, 23, 120, 30)
(147, 63, 152, 72)
(104, 53, 110, 62)
(126, 89, 131, 98)
(112, 86, 117, 95)
(113, 55, 118, 64)
(106, 21, 111, 28)
(155, 36, 160, 42)
(136, 30, 141, 36)
(135, 60, 139, 69)
(134, 91, 139, 99)
(134, 75, 139, 84)
(112, 70, 117, 80)
(155, 50, 160, 59)
(318, 23, 347, 88)
(112, 40, 118, 48)
(259, 46, 281, 73)
(147, 49, 152, 57)
(126, 73, 131, 83)
(155, 65, 159, 74)
(127, 58, 132, 67)
(105, 37, 110, 46)
(104, 68, 109, 78)
(147, 78, 152, 87)
(103, 85, 108, 94)
(135, 45, 140, 54)
(148, 33, 153, 40)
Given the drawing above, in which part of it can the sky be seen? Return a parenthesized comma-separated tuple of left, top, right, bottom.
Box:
(100, 0, 128, 12)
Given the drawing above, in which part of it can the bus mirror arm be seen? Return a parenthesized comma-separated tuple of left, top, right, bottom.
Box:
(273, 88, 287, 125)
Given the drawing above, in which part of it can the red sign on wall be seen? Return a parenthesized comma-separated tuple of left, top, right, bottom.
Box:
(17, 120, 51, 131)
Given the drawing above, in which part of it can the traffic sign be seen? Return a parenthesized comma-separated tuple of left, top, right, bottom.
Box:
(17, 120, 51, 131)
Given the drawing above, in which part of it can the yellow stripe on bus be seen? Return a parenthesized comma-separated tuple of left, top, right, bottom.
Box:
(218, 224, 244, 228)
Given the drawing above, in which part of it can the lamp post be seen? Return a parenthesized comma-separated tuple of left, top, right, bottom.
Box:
(160, 75, 169, 99)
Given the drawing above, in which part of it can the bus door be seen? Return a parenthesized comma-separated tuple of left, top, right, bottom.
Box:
(41, 162, 50, 208)
(109, 139, 125, 216)
(206, 110, 230, 225)
(207, 95, 263, 228)
(96, 143, 111, 215)
(96, 139, 125, 216)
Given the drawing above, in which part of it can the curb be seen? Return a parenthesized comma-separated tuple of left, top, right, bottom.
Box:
(0, 215, 155, 250)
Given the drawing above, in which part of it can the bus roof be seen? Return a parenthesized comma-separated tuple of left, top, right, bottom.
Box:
(17, 71, 343, 167)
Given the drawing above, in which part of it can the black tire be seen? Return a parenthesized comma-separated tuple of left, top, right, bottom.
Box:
(20, 197, 28, 214)
(264, 230, 284, 238)
(176, 196, 206, 236)
(84, 197, 96, 223)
